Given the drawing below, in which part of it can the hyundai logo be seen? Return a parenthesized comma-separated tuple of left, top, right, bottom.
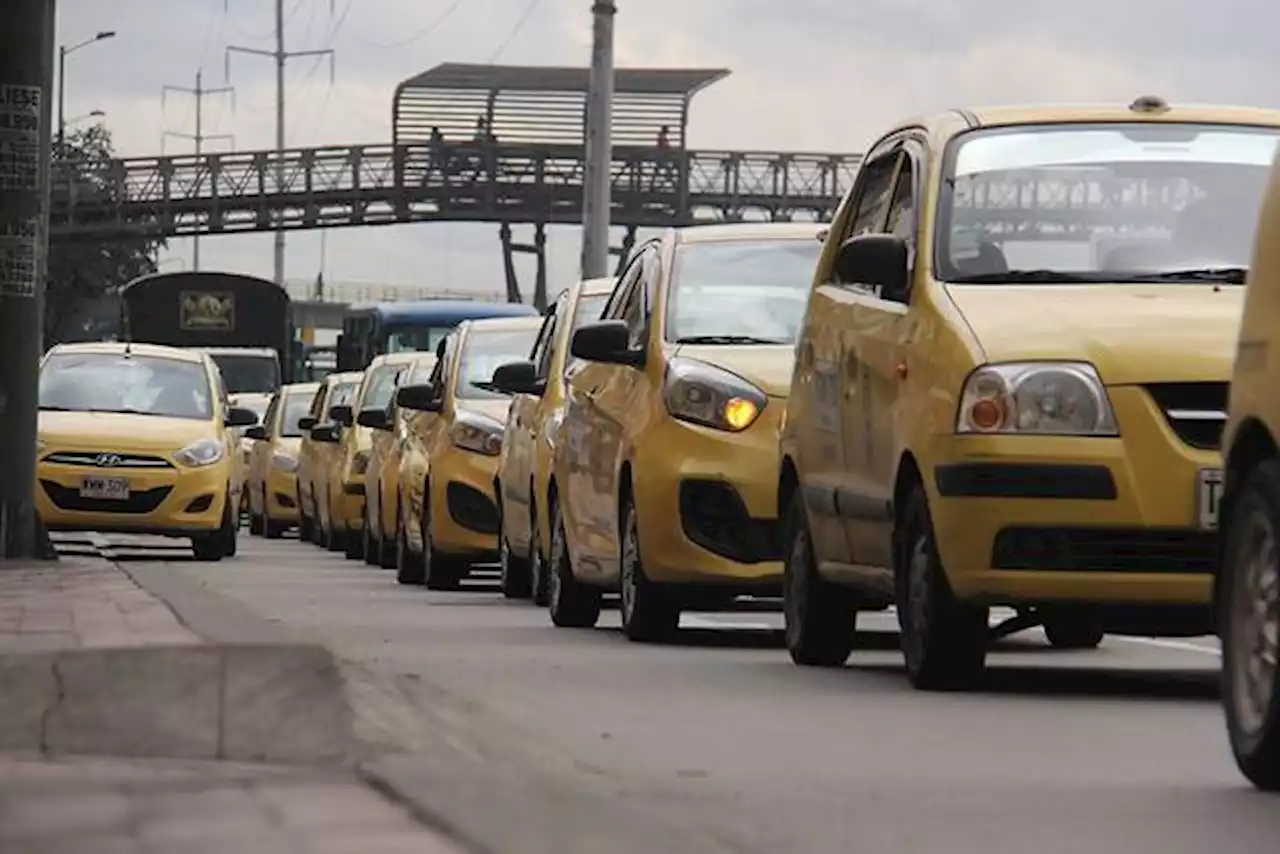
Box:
(95, 453, 125, 468)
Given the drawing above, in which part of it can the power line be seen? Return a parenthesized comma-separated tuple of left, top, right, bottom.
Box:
(225, 0, 338, 288)
(488, 0, 546, 62)
(161, 69, 236, 271)
(346, 0, 466, 49)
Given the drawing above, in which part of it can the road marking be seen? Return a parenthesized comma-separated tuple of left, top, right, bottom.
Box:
(1106, 635, 1221, 656)
(681, 615, 778, 632)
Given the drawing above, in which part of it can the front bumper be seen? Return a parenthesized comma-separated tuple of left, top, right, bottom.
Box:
(632, 402, 784, 588)
(265, 468, 300, 523)
(926, 387, 1221, 607)
(36, 458, 230, 536)
(428, 446, 501, 559)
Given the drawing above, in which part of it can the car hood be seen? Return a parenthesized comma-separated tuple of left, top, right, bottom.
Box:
(38, 410, 216, 452)
(673, 345, 796, 398)
(455, 398, 512, 425)
(945, 284, 1244, 385)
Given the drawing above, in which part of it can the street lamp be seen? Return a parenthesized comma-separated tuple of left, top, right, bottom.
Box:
(58, 30, 116, 147)
(65, 109, 106, 127)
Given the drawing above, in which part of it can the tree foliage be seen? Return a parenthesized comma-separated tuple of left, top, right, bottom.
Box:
(46, 125, 164, 344)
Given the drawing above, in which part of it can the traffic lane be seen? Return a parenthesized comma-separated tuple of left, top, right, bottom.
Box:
(148, 534, 1279, 854)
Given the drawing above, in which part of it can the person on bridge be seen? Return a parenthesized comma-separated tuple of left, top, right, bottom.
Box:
(425, 126, 447, 187)
(652, 125, 677, 191)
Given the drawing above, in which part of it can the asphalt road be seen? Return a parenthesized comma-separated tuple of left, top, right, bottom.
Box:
(73, 531, 1280, 853)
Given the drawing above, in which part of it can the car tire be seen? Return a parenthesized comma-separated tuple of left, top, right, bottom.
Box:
(298, 487, 314, 542)
(262, 487, 285, 539)
(529, 496, 550, 607)
(497, 496, 531, 599)
(1043, 618, 1105, 650)
(423, 488, 467, 591)
(310, 488, 326, 546)
(193, 499, 236, 561)
(1222, 459, 1280, 790)
(547, 497, 601, 628)
(395, 506, 424, 585)
(344, 512, 364, 560)
(248, 503, 265, 536)
(618, 496, 679, 642)
(782, 493, 857, 667)
(362, 512, 379, 566)
(897, 484, 989, 691)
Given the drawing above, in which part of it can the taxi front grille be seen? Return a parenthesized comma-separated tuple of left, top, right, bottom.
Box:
(41, 451, 175, 469)
(1142, 382, 1228, 451)
(40, 480, 173, 514)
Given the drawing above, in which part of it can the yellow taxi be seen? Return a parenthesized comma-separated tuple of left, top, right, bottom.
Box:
(36, 342, 258, 560)
(327, 353, 418, 559)
(547, 223, 825, 640)
(245, 382, 318, 538)
(394, 316, 543, 589)
(296, 370, 362, 547)
(1217, 147, 1280, 791)
(492, 277, 614, 601)
(229, 392, 271, 516)
(778, 98, 1280, 689)
(359, 352, 437, 568)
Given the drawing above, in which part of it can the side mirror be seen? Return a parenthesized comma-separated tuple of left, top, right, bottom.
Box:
(491, 361, 545, 396)
(357, 406, 393, 430)
(245, 425, 268, 441)
(328, 404, 354, 427)
(225, 406, 259, 428)
(310, 423, 340, 443)
(570, 320, 642, 367)
(397, 383, 442, 413)
(297, 415, 317, 431)
(834, 234, 910, 302)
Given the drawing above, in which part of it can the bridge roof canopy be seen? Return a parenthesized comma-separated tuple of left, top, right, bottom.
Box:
(393, 62, 731, 148)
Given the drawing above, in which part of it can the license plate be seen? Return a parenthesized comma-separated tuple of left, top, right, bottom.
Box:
(80, 476, 130, 501)
(1198, 468, 1224, 530)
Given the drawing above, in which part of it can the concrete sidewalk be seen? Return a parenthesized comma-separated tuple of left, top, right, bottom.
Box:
(0, 556, 471, 853)
(0, 753, 467, 854)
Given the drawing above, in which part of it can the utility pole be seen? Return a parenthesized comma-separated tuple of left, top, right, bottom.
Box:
(580, 0, 616, 280)
(0, 0, 56, 560)
(226, 0, 335, 289)
(162, 69, 234, 271)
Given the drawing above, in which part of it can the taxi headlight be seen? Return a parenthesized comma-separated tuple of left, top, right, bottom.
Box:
(271, 450, 299, 472)
(351, 449, 370, 475)
(450, 413, 503, 456)
(176, 438, 225, 467)
(956, 362, 1119, 436)
(662, 356, 766, 433)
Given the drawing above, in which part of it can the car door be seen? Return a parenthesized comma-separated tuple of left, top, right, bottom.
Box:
(562, 257, 645, 576)
(576, 245, 658, 582)
(250, 393, 281, 515)
(841, 140, 924, 569)
(798, 144, 902, 568)
(505, 303, 560, 553)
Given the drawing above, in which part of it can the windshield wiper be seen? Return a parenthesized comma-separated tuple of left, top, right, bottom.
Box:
(83, 407, 152, 416)
(38, 405, 75, 411)
(675, 335, 789, 345)
(949, 270, 1112, 284)
(1119, 267, 1247, 284)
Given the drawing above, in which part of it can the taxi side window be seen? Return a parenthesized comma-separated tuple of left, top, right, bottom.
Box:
(530, 300, 562, 382)
(309, 384, 328, 418)
(263, 394, 280, 434)
(620, 247, 657, 349)
(881, 155, 918, 301)
(845, 151, 900, 241)
(604, 253, 644, 320)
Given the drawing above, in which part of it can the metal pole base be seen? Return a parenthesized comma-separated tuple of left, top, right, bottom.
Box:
(0, 504, 58, 561)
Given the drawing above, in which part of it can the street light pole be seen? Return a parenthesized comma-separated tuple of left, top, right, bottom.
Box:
(56, 30, 114, 149)
(0, 0, 57, 560)
(580, 0, 616, 280)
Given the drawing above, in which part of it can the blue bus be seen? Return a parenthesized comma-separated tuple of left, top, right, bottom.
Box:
(335, 300, 540, 371)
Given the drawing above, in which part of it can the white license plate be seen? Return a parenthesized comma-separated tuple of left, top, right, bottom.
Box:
(80, 476, 130, 501)
(1198, 468, 1224, 530)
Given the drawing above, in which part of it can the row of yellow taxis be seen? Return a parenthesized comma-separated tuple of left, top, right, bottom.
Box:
(199, 97, 1280, 791)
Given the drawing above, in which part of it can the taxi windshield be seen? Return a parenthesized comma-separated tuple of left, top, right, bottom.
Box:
(362, 364, 404, 410)
(938, 122, 1280, 284)
(328, 381, 358, 410)
(573, 293, 609, 327)
(665, 238, 821, 344)
(279, 392, 314, 437)
(456, 327, 539, 399)
(39, 353, 213, 421)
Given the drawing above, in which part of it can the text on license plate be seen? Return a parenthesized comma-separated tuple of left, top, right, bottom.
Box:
(1198, 468, 1223, 531)
(80, 476, 130, 500)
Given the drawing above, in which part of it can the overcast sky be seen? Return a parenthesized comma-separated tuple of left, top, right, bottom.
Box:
(59, 0, 1279, 300)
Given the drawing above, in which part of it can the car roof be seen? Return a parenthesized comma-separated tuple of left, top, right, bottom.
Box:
(326, 371, 364, 384)
(368, 351, 424, 369)
(350, 300, 539, 323)
(48, 341, 207, 364)
(192, 346, 278, 357)
(673, 221, 827, 244)
(892, 99, 1280, 143)
(282, 382, 321, 395)
(579, 277, 617, 296)
(462, 315, 546, 334)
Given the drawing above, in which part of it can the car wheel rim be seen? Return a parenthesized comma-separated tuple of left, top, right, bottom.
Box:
(1231, 505, 1280, 737)
(906, 536, 932, 665)
(620, 511, 638, 623)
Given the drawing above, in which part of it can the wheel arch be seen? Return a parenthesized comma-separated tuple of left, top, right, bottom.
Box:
(1216, 417, 1278, 622)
